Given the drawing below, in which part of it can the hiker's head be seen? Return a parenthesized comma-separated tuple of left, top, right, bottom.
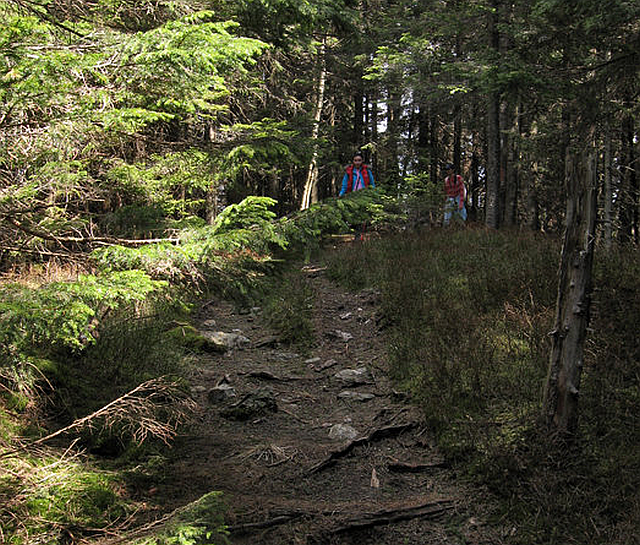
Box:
(352, 153, 364, 166)
(445, 163, 454, 173)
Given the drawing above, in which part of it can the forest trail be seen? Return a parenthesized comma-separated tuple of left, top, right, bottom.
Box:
(157, 257, 503, 545)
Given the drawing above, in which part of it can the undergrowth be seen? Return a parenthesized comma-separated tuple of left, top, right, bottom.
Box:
(260, 269, 316, 349)
(0, 189, 393, 544)
(324, 226, 640, 545)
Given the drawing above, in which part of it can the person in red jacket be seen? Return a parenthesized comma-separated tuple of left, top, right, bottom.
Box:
(443, 163, 467, 225)
(339, 152, 376, 197)
(339, 152, 376, 241)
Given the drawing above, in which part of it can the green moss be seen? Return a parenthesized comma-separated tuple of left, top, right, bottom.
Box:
(132, 491, 228, 545)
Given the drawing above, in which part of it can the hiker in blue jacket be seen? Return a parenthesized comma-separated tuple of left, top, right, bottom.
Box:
(339, 152, 375, 197)
(339, 152, 376, 241)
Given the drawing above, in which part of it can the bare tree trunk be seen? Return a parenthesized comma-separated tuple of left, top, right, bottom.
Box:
(543, 141, 598, 435)
(429, 109, 439, 186)
(502, 103, 518, 227)
(603, 129, 613, 249)
(618, 115, 636, 243)
(486, 95, 501, 229)
(301, 37, 327, 211)
(453, 106, 462, 174)
(485, 1, 501, 229)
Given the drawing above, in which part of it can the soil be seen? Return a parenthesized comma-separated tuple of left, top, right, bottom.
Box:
(151, 257, 506, 545)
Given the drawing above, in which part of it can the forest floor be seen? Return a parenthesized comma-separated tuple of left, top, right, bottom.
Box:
(149, 251, 508, 545)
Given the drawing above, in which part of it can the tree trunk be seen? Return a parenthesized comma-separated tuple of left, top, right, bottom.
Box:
(386, 84, 402, 191)
(301, 37, 327, 210)
(543, 142, 598, 436)
(485, 1, 501, 229)
(470, 148, 479, 216)
(603, 129, 613, 249)
(486, 94, 501, 229)
(502, 103, 518, 226)
(618, 115, 636, 243)
(429, 109, 439, 186)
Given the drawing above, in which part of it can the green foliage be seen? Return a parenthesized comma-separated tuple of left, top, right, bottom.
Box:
(0, 455, 128, 545)
(326, 230, 640, 545)
(114, 13, 268, 117)
(132, 492, 228, 545)
(261, 269, 315, 348)
(400, 172, 442, 225)
(211, 196, 278, 234)
(0, 271, 166, 355)
(326, 227, 559, 443)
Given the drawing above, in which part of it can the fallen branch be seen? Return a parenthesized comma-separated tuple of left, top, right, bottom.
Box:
(241, 370, 298, 382)
(227, 511, 304, 534)
(387, 460, 447, 473)
(227, 498, 454, 536)
(5, 217, 179, 247)
(332, 498, 454, 534)
(24, 377, 195, 449)
(307, 422, 419, 474)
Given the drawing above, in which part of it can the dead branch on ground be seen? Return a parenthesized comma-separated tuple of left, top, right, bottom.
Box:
(307, 422, 420, 475)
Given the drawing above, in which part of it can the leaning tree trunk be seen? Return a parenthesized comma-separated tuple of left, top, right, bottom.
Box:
(543, 142, 598, 435)
(301, 37, 327, 211)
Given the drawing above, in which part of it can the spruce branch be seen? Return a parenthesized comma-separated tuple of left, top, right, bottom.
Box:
(29, 377, 196, 448)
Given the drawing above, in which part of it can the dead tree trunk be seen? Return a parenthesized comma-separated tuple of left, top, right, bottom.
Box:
(603, 129, 613, 249)
(543, 142, 598, 435)
(485, 0, 502, 229)
(301, 36, 327, 211)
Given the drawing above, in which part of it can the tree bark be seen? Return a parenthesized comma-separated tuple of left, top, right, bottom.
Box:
(485, 1, 501, 229)
(301, 37, 327, 210)
(543, 142, 598, 436)
(486, 94, 501, 229)
(618, 115, 637, 244)
(502, 102, 518, 226)
(603, 129, 613, 249)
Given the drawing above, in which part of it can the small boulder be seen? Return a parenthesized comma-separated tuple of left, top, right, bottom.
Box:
(334, 367, 372, 386)
(201, 330, 250, 351)
(337, 391, 375, 402)
(220, 387, 277, 421)
(208, 383, 237, 403)
(328, 424, 360, 441)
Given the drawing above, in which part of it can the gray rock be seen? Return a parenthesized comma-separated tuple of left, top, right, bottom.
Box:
(337, 391, 375, 402)
(334, 367, 372, 385)
(328, 424, 360, 441)
(201, 330, 250, 351)
(208, 383, 237, 403)
(329, 330, 354, 342)
(304, 357, 322, 365)
(220, 387, 277, 421)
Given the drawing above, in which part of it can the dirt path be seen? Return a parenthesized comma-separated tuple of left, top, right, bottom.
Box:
(158, 261, 503, 544)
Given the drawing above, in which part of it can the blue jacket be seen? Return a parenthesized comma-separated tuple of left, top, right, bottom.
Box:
(339, 166, 375, 197)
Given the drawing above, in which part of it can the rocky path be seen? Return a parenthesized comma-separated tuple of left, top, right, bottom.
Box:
(158, 262, 503, 544)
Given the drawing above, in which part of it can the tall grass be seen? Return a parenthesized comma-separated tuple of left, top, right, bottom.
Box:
(325, 227, 640, 545)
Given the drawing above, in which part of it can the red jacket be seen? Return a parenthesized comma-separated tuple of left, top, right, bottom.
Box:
(444, 174, 466, 209)
(345, 165, 372, 193)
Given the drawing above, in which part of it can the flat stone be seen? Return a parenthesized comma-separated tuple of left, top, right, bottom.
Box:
(334, 367, 372, 385)
(201, 331, 250, 351)
(328, 424, 360, 441)
(337, 391, 375, 402)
